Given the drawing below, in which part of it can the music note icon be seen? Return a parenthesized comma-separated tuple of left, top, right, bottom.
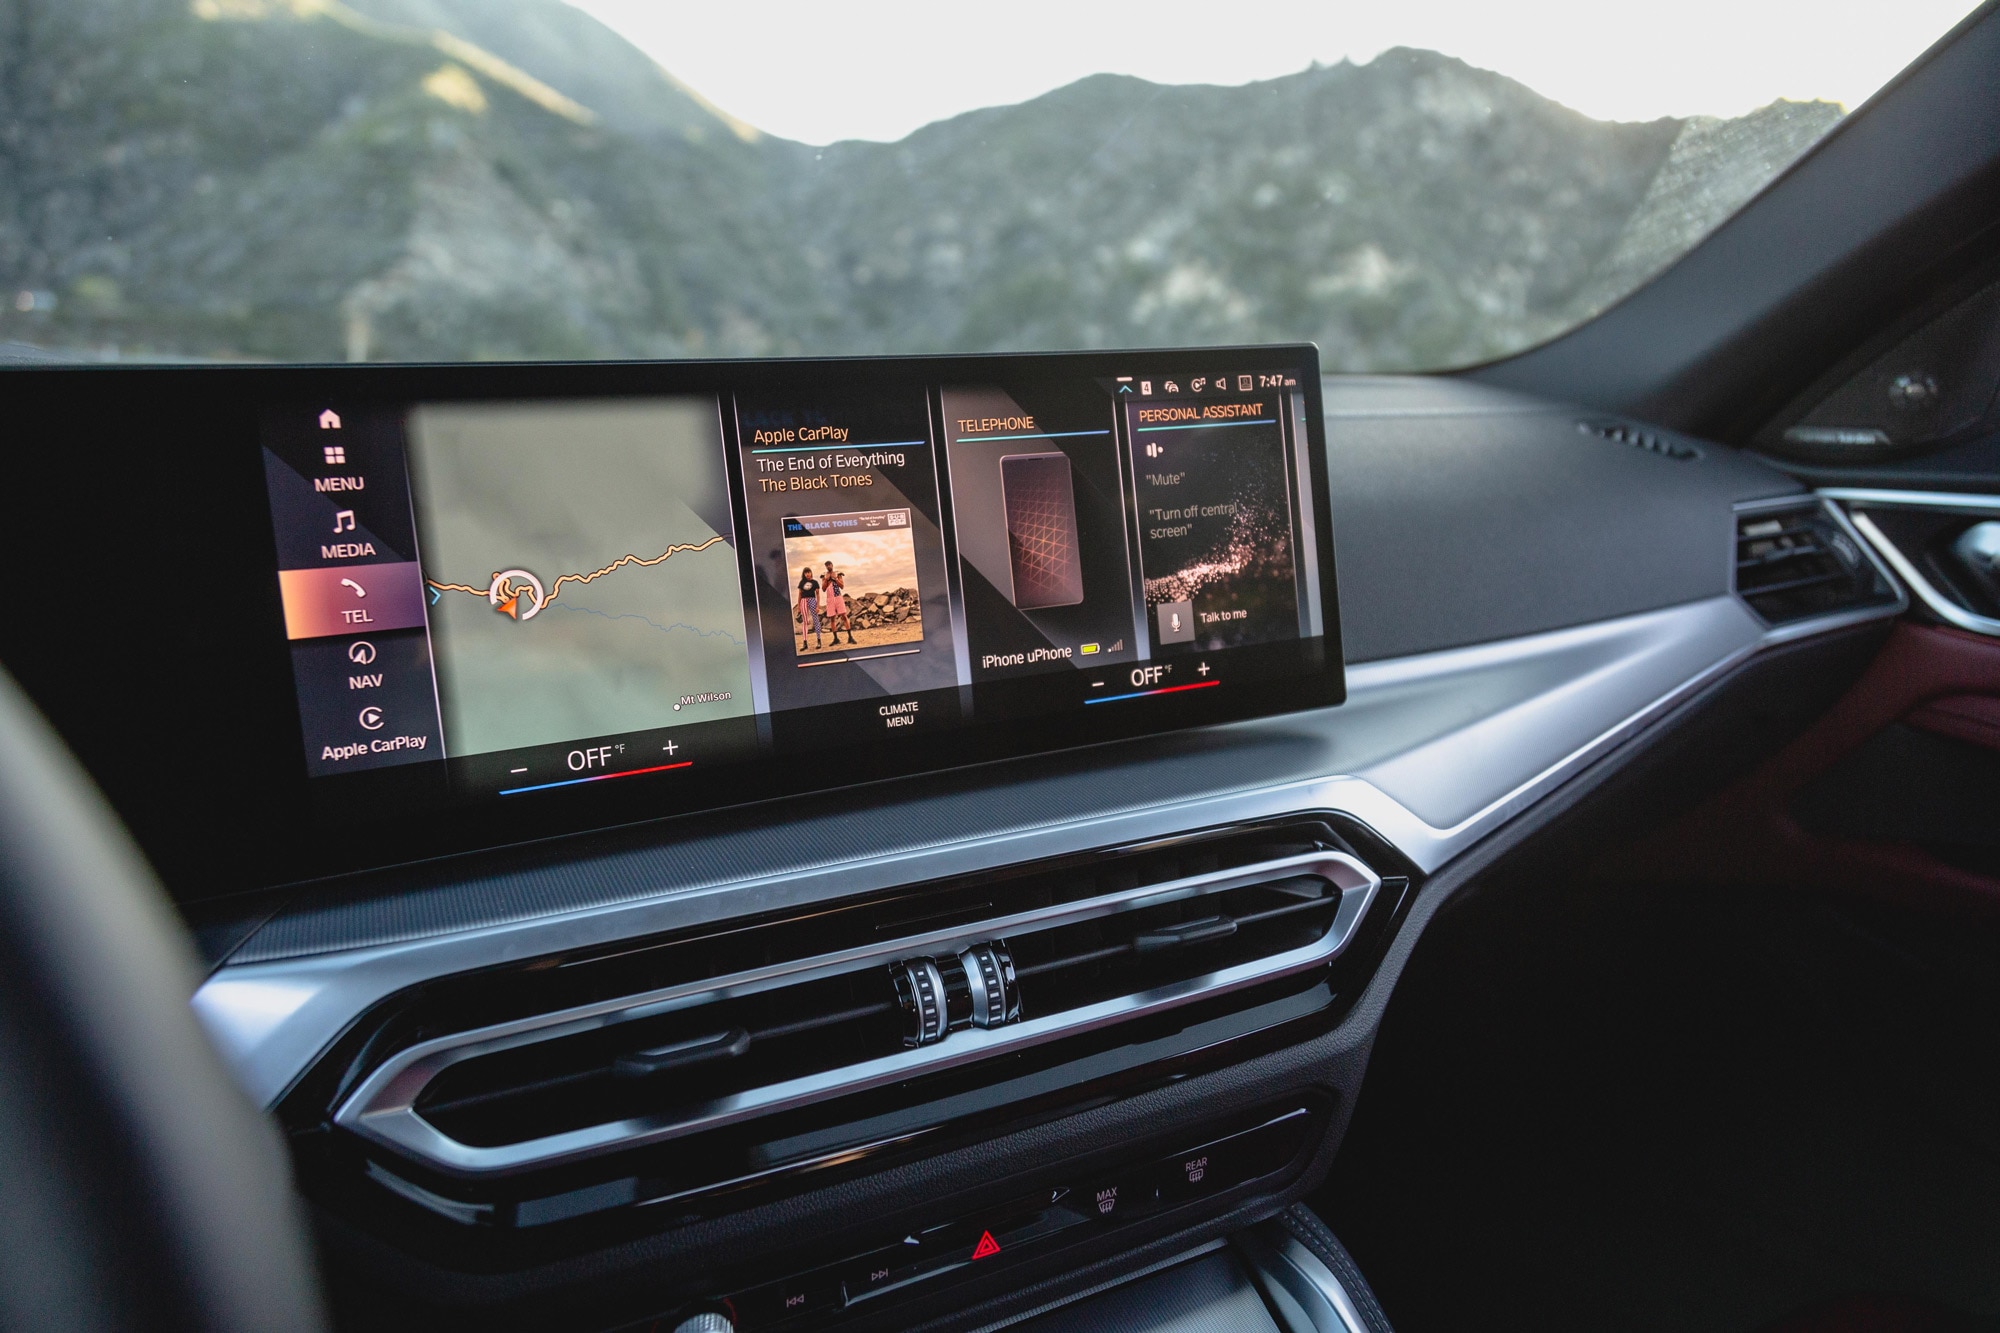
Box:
(333, 509, 356, 534)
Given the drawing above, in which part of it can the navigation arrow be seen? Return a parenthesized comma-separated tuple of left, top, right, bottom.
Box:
(497, 594, 519, 620)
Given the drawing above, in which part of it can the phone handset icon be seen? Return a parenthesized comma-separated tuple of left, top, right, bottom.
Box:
(339, 578, 366, 598)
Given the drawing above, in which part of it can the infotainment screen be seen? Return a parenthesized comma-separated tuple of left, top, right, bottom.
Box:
(255, 347, 1339, 828)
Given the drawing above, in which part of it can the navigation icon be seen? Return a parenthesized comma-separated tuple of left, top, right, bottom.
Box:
(347, 641, 377, 665)
(488, 568, 547, 622)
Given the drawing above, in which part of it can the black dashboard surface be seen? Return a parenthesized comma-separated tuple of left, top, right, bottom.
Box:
(1325, 377, 1798, 661)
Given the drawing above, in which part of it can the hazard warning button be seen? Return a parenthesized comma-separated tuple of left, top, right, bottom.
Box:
(970, 1230, 1002, 1261)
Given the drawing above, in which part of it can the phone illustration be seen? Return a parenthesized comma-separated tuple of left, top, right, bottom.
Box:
(999, 452, 1084, 610)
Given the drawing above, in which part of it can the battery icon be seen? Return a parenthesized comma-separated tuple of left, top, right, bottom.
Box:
(1080, 643, 1100, 655)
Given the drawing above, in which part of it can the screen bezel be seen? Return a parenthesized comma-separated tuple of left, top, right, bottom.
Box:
(2, 346, 1339, 899)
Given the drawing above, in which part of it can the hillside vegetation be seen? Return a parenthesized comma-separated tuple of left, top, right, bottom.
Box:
(0, 0, 1842, 367)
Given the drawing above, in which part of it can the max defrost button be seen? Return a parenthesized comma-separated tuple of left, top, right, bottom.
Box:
(1083, 1171, 1160, 1222)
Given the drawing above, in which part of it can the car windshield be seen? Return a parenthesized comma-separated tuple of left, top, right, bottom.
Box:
(1, 0, 1979, 367)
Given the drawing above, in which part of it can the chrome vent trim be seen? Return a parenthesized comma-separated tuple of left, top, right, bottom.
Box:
(334, 850, 1380, 1178)
(1732, 494, 1904, 631)
(1822, 489, 2000, 637)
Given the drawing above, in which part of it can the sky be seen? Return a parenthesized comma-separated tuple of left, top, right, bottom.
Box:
(564, 0, 1983, 144)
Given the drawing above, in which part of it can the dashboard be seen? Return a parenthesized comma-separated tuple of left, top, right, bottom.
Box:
(2, 6, 1999, 1323)
(0, 356, 1907, 1331)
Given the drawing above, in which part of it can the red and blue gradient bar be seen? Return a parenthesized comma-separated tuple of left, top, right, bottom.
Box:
(500, 760, 691, 795)
(1083, 679, 1220, 705)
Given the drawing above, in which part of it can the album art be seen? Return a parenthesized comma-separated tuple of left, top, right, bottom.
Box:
(781, 509, 925, 659)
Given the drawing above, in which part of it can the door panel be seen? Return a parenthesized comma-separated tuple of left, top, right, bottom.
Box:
(1617, 621, 2000, 915)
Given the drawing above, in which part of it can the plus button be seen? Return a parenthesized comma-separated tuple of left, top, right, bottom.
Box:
(1196, 661, 1211, 677)
(662, 739, 679, 755)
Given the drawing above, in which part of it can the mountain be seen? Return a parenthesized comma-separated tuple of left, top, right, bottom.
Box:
(0, 0, 1843, 368)
(339, 0, 761, 145)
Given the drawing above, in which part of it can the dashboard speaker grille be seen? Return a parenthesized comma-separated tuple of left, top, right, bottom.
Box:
(1578, 418, 1702, 460)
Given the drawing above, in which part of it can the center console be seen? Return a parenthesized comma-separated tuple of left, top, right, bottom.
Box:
(283, 813, 1411, 1328)
(2, 350, 1873, 1330)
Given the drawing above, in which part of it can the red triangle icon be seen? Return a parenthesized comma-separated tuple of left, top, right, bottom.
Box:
(970, 1230, 1001, 1261)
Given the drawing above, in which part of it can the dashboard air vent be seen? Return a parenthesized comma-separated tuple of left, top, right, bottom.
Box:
(1734, 499, 1896, 625)
(1579, 418, 1702, 460)
(329, 837, 1383, 1207)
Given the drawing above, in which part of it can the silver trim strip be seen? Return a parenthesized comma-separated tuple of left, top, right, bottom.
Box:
(195, 591, 1903, 1112)
(337, 852, 1379, 1177)
(1237, 1225, 1370, 1333)
(1819, 487, 2000, 513)
(965, 1241, 1233, 1333)
(1821, 488, 2000, 637)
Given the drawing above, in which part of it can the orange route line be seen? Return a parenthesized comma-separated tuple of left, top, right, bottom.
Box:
(425, 534, 729, 607)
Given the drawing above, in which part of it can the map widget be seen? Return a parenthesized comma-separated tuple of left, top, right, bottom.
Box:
(407, 397, 755, 759)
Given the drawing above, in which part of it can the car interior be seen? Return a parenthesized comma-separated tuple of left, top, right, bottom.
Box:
(7, 2, 2000, 1330)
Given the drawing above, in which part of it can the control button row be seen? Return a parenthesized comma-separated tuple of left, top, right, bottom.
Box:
(729, 1191, 1078, 1327)
(723, 1109, 1310, 1327)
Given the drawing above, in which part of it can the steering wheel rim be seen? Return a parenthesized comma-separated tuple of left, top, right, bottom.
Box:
(0, 667, 325, 1330)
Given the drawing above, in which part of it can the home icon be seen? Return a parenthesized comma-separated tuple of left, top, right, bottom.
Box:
(319, 409, 341, 430)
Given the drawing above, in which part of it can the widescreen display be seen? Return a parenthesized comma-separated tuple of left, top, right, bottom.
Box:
(257, 348, 1339, 820)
